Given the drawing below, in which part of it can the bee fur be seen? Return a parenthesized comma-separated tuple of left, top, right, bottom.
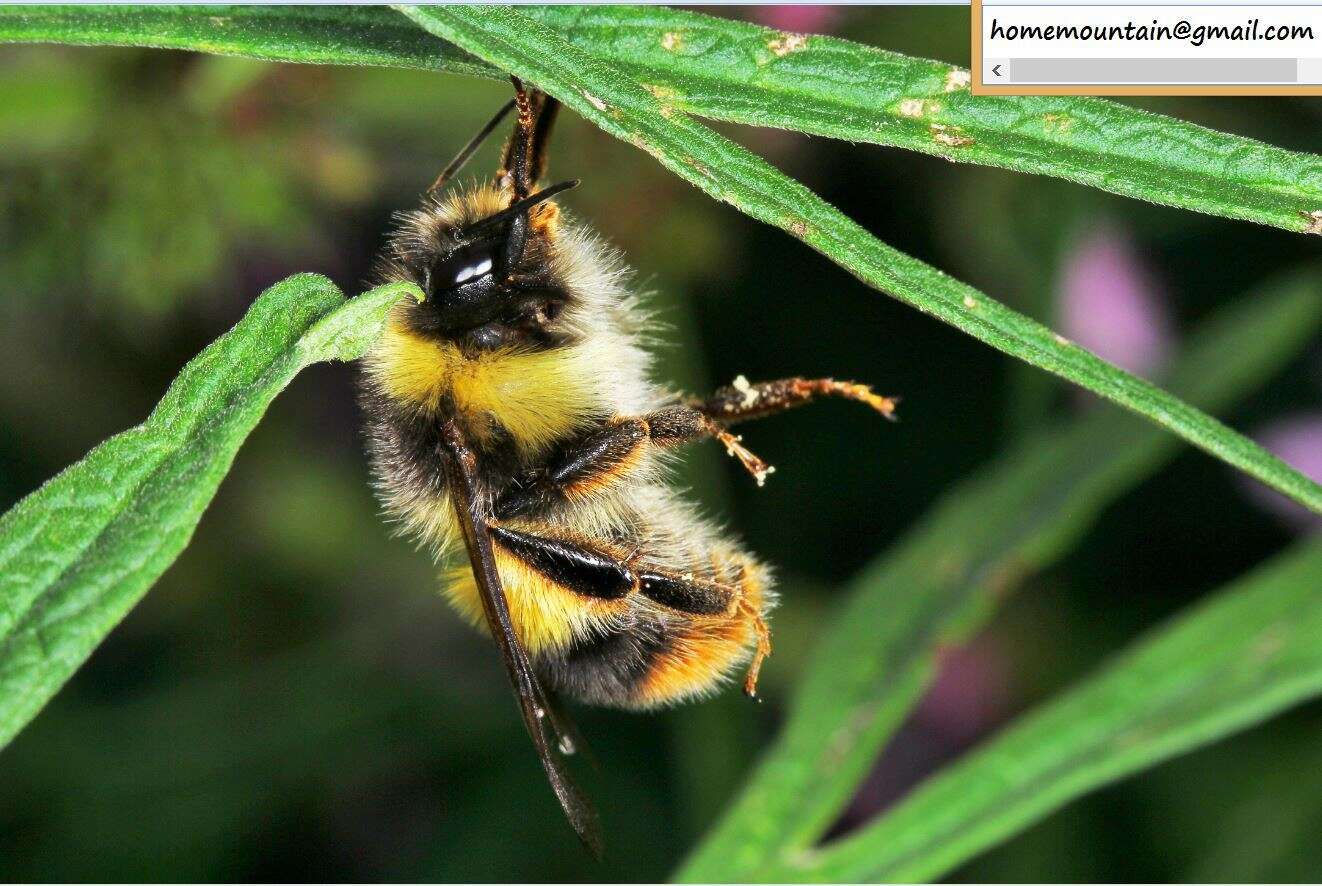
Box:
(359, 85, 896, 712)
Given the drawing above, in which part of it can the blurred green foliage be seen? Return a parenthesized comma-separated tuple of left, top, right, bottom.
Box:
(0, 51, 305, 326)
(0, 274, 417, 754)
(0, 7, 1318, 881)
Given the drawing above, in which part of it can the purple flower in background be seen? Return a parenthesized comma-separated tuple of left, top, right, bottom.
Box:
(1243, 415, 1322, 532)
(1058, 224, 1174, 377)
(752, 5, 841, 35)
(914, 640, 1012, 744)
(828, 638, 1012, 837)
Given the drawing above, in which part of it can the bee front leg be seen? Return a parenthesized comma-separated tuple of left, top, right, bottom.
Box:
(646, 406, 775, 486)
(494, 406, 774, 520)
(696, 376, 899, 425)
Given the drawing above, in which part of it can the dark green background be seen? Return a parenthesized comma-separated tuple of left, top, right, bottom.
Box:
(1, 6, 1318, 881)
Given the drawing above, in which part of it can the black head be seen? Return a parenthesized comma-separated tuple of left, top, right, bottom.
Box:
(389, 79, 577, 351)
(398, 179, 579, 350)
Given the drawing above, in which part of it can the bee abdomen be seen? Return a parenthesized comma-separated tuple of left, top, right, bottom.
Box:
(538, 551, 773, 709)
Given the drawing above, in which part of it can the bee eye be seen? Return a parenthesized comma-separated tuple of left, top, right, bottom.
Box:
(431, 242, 497, 292)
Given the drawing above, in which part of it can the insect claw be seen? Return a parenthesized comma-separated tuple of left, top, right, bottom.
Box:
(844, 383, 900, 420)
(713, 428, 774, 485)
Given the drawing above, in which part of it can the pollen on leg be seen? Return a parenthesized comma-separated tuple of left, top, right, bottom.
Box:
(712, 425, 775, 486)
(847, 384, 900, 420)
(732, 374, 760, 408)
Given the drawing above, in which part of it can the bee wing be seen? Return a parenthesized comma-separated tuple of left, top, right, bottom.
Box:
(495, 613, 603, 858)
(439, 421, 603, 858)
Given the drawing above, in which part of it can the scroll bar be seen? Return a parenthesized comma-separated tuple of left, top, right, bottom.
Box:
(1009, 58, 1299, 84)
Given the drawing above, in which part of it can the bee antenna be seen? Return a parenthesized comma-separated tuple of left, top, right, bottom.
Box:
(426, 98, 517, 196)
(462, 179, 580, 240)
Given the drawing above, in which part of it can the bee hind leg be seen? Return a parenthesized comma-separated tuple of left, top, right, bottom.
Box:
(631, 560, 774, 701)
(486, 523, 774, 704)
(739, 594, 773, 699)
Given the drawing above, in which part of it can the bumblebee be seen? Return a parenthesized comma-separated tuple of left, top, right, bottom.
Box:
(359, 80, 896, 851)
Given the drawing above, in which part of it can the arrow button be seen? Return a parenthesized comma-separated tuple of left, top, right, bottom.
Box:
(984, 58, 1011, 83)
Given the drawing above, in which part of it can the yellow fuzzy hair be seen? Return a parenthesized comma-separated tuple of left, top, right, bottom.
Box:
(441, 541, 630, 654)
(369, 316, 603, 454)
(363, 183, 776, 703)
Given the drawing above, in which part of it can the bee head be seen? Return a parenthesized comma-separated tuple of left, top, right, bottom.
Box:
(383, 81, 582, 350)
(395, 179, 579, 350)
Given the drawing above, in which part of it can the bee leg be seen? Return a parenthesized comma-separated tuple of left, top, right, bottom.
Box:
(489, 526, 774, 705)
(740, 596, 772, 699)
(501, 79, 559, 197)
(495, 417, 651, 520)
(648, 407, 775, 486)
(630, 562, 773, 699)
(631, 567, 738, 616)
(488, 524, 636, 601)
(495, 406, 774, 519)
(490, 523, 756, 627)
(696, 376, 900, 425)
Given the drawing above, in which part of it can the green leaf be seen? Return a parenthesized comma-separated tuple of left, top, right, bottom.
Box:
(676, 270, 1322, 882)
(3, 6, 1318, 235)
(4, 6, 1317, 507)
(781, 537, 1322, 882)
(521, 6, 1322, 237)
(0, 274, 420, 750)
(0, 5, 494, 77)
(397, 6, 1322, 513)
